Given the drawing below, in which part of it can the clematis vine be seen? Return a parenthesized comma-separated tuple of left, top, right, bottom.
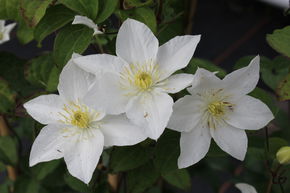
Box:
(24, 54, 146, 184)
(168, 56, 274, 168)
(74, 18, 200, 140)
(0, 20, 16, 44)
(72, 15, 103, 35)
(235, 183, 258, 193)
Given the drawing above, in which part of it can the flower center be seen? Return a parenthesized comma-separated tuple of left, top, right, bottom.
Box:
(59, 102, 97, 129)
(134, 72, 152, 90)
(208, 101, 226, 116)
(71, 110, 90, 128)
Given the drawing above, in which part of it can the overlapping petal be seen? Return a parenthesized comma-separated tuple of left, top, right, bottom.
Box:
(161, 73, 194, 94)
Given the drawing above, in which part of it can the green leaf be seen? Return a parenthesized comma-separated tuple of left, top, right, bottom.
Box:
(31, 160, 61, 181)
(16, 20, 34, 44)
(207, 140, 227, 157)
(276, 73, 290, 101)
(185, 58, 227, 78)
(154, 130, 179, 174)
(0, 136, 18, 165)
(162, 169, 191, 191)
(118, 7, 157, 33)
(0, 79, 15, 113)
(127, 161, 159, 193)
(123, 0, 154, 9)
(34, 5, 75, 45)
(14, 177, 40, 193)
(267, 26, 290, 57)
(0, 0, 19, 20)
(96, 0, 118, 23)
(53, 25, 93, 68)
(19, 0, 52, 27)
(59, 0, 99, 19)
(244, 147, 264, 173)
(268, 137, 288, 160)
(110, 145, 152, 172)
(64, 173, 92, 193)
(26, 53, 60, 92)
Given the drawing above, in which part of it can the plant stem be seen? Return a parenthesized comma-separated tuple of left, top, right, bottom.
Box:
(108, 173, 119, 192)
(0, 116, 17, 191)
(266, 175, 273, 193)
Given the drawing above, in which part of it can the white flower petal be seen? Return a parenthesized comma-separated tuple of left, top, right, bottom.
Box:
(24, 94, 64, 125)
(100, 114, 146, 147)
(29, 124, 66, 166)
(0, 20, 5, 29)
(4, 23, 16, 34)
(72, 15, 102, 35)
(74, 54, 127, 75)
(126, 91, 173, 140)
(187, 68, 222, 95)
(178, 124, 211, 168)
(226, 95, 274, 130)
(58, 54, 95, 101)
(116, 18, 158, 64)
(223, 56, 260, 96)
(161, 73, 194, 94)
(83, 72, 128, 114)
(157, 35, 201, 79)
(210, 121, 247, 160)
(235, 183, 258, 193)
(167, 95, 204, 132)
(64, 129, 104, 184)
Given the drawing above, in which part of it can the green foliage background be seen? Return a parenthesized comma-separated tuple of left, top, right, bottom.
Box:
(0, 0, 289, 193)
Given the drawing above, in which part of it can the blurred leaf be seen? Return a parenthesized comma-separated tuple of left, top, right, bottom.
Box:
(123, 0, 154, 9)
(276, 73, 290, 101)
(162, 169, 191, 191)
(145, 187, 162, 193)
(110, 145, 152, 172)
(26, 53, 60, 92)
(117, 7, 157, 33)
(0, 52, 33, 96)
(267, 26, 290, 57)
(0, 79, 15, 113)
(53, 25, 93, 68)
(207, 140, 227, 157)
(14, 176, 40, 193)
(34, 5, 75, 46)
(0, 179, 12, 193)
(158, 19, 184, 44)
(64, 173, 92, 193)
(59, 0, 99, 19)
(249, 87, 279, 115)
(19, 0, 52, 27)
(244, 147, 264, 173)
(0, 136, 18, 165)
(0, 0, 19, 20)
(185, 58, 226, 78)
(16, 19, 34, 44)
(31, 160, 61, 181)
(96, 0, 118, 23)
(268, 137, 288, 160)
(13, 117, 34, 140)
(154, 130, 179, 174)
(127, 161, 159, 193)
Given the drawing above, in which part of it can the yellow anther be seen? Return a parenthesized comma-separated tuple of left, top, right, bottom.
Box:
(134, 72, 152, 90)
(71, 111, 90, 128)
(208, 101, 224, 116)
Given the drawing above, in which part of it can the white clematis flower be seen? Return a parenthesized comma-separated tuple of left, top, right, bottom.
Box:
(74, 18, 200, 140)
(24, 54, 146, 184)
(72, 15, 103, 35)
(235, 183, 258, 193)
(167, 56, 274, 168)
(0, 20, 16, 44)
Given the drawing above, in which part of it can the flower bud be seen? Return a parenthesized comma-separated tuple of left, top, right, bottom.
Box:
(276, 146, 290, 165)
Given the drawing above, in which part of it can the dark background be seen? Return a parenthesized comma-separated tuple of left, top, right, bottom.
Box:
(0, 0, 289, 193)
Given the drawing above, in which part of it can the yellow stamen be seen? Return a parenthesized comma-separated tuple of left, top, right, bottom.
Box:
(208, 101, 232, 117)
(134, 72, 152, 90)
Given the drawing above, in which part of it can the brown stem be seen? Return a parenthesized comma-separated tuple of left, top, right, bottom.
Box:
(0, 116, 17, 191)
(185, 0, 198, 34)
(108, 173, 119, 192)
(266, 175, 273, 193)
